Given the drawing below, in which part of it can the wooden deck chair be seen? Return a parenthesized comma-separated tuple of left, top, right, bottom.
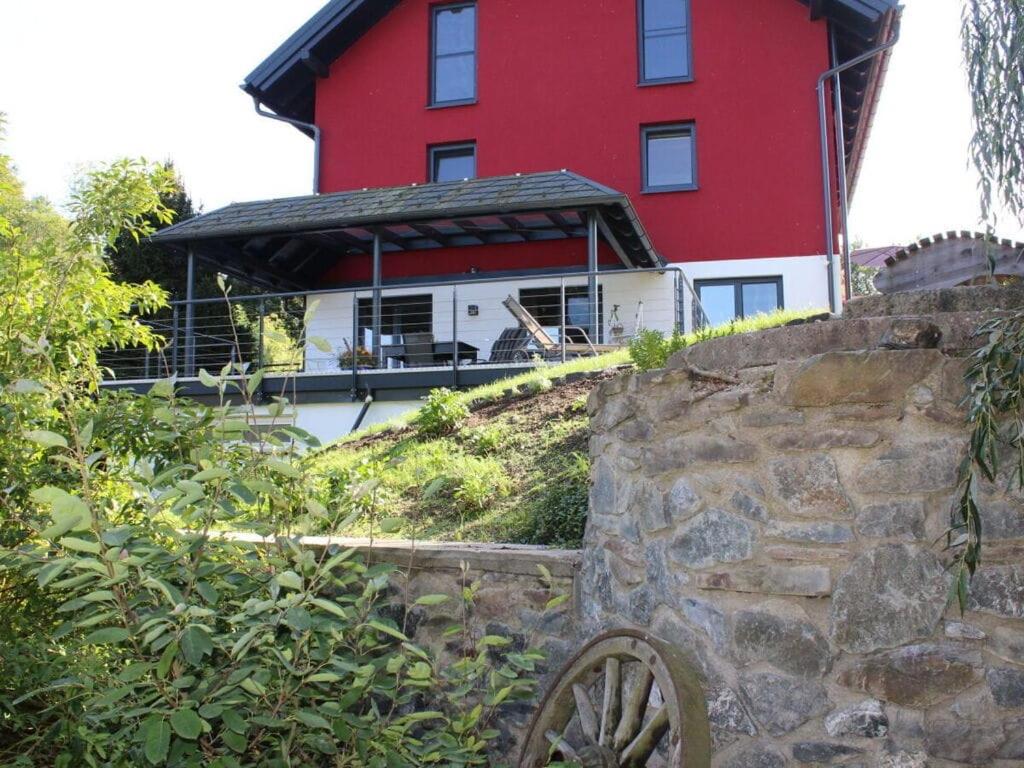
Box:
(501, 295, 620, 358)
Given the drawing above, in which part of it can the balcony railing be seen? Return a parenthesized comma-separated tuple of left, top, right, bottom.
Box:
(99, 267, 699, 383)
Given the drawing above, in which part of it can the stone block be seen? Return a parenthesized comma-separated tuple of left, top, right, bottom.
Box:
(923, 690, 1007, 765)
(742, 407, 806, 428)
(768, 427, 881, 451)
(739, 671, 830, 736)
(733, 609, 832, 678)
(768, 454, 852, 519)
(666, 476, 702, 522)
(1000, 717, 1024, 760)
(853, 439, 963, 494)
(830, 544, 949, 653)
(697, 565, 831, 597)
(667, 509, 755, 569)
(791, 742, 865, 764)
(824, 699, 888, 738)
(987, 667, 1024, 708)
(720, 742, 785, 768)
(968, 564, 1024, 618)
(979, 499, 1024, 540)
(855, 500, 926, 540)
(643, 434, 757, 473)
(992, 625, 1024, 664)
(944, 621, 986, 640)
(706, 686, 758, 745)
(766, 520, 854, 544)
(836, 644, 983, 708)
(782, 350, 942, 407)
(731, 489, 769, 522)
(765, 545, 850, 562)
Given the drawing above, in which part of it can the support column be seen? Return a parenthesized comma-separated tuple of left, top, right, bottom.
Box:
(587, 211, 599, 344)
(184, 247, 196, 376)
(371, 233, 383, 366)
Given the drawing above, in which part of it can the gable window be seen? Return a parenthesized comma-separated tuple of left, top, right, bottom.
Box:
(429, 142, 476, 182)
(639, 0, 691, 83)
(430, 3, 476, 106)
(694, 277, 783, 328)
(642, 123, 697, 192)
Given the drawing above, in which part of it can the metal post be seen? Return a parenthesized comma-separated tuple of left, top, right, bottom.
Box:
(817, 83, 838, 315)
(171, 305, 180, 374)
(586, 211, 599, 344)
(559, 278, 567, 363)
(371, 233, 382, 366)
(451, 285, 459, 389)
(350, 296, 359, 401)
(184, 248, 196, 376)
(673, 270, 682, 333)
(256, 298, 265, 371)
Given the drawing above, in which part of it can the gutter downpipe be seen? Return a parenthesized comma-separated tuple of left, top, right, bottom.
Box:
(817, 15, 900, 313)
(351, 392, 374, 433)
(252, 96, 321, 195)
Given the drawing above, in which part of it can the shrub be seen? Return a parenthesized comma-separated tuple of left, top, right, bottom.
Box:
(415, 388, 470, 438)
(628, 328, 688, 372)
(461, 423, 508, 456)
(453, 464, 513, 514)
(523, 452, 590, 548)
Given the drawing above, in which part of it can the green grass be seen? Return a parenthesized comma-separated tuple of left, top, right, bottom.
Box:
(306, 306, 826, 546)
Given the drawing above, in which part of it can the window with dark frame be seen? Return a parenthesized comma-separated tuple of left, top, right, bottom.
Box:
(518, 286, 604, 344)
(642, 123, 696, 192)
(638, 0, 691, 84)
(429, 142, 476, 183)
(357, 295, 433, 348)
(694, 277, 783, 328)
(430, 3, 477, 106)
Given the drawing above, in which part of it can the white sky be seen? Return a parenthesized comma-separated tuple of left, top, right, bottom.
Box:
(1, 0, 1021, 248)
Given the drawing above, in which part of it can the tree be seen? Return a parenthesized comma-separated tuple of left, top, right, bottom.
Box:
(962, 0, 1024, 228)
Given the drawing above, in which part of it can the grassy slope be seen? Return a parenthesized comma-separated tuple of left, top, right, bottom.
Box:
(306, 308, 823, 546)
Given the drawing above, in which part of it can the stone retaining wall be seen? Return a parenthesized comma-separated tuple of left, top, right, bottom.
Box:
(582, 287, 1024, 767)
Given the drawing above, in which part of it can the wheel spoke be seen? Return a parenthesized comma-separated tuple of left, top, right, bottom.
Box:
(573, 683, 600, 744)
(613, 666, 654, 751)
(598, 657, 621, 747)
(620, 705, 670, 767)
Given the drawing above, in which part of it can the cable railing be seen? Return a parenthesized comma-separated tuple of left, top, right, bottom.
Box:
(99, 267, 699, 382)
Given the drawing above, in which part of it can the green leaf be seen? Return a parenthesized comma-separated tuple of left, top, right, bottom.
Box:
(149, 377, 176, 398)
(414, 594, 450, 607)
(36, 560, 71, 588)
(309, 597, 348, 619)
(142, 716, 170, 765)
(275, 570, 303, 591)
(221, 709, 247, 734)
(84, 627, 130, 645)
(545, 593, 570, 611)
(306, 672, 342, 684)
(198, 369, 219, 388)
(180, 625, 213, 666)
(294, 710, 331, 731)
(59, 536, 101, 554)
(25, 430, 68, 449)
(221, 729, 247, 753)
(378, 517, 404, 534)
(309, 336, 332, 354)
(169, 709, 204, 740)
(367, 620, 407, 641)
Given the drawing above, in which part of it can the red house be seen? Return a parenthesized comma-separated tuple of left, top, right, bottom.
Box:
(133, 0, 899, 438)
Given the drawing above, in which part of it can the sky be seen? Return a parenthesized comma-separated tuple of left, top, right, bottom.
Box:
(0, 0, 1021, 248)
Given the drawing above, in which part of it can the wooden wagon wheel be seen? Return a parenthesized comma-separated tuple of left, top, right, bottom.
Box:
(519, 630, 711, 768)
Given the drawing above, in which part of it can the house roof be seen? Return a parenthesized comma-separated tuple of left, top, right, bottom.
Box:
(151, 170, 663, 289)
(243, 0, 899, 174)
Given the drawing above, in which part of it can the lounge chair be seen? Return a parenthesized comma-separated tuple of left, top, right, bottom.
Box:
(501, 295, 620, 359)
(488, 327, 533, 363)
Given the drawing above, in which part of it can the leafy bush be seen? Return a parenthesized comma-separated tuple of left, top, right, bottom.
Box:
(461, 424, 508, 456)
(453, 466, 513, 514)
(628, 328, 688, 372)
(415, 388, 470, 438)
(522, 453, 590, 548)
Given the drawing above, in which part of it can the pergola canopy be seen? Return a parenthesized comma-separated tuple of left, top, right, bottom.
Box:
(150, 171, 663, 290)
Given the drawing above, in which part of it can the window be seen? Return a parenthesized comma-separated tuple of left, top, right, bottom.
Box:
(357, 295, 433, 348)
(694, 277, 783, 328)
(430, 3, 476, 106)
(642, 123, 696, 192)
(519, 286, 604, 343)
(638, 0, 691, 83)
(429, 142, 476, 182)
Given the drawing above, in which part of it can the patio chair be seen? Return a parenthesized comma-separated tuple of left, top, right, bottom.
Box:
(501, 295, 620, 359)
(488, 327, 533, 363)
(401, 332, 436, 367)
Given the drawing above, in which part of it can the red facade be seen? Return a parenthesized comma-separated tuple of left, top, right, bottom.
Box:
(313, 0, 833, 283)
